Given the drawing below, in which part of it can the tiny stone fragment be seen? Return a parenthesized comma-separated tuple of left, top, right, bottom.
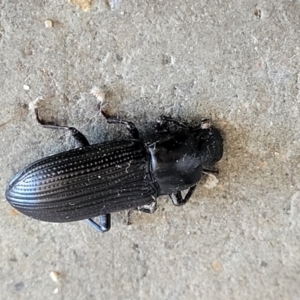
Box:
(44, 20, 53, 28)
(69, 0, 93, 11)
(50, 271, 59, 283)
(9, 209, 20, 216)
(204, 173, 219, 189)
(28, 97, 44, 115)
(211, 260, 223, 272)
(106, 0, 121, 11)
(254, 9, 262, 19)
(91, 87, 106, 102)
(23, 85, 30, 90)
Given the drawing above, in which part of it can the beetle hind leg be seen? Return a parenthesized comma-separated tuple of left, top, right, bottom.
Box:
(169, 185, 197, 206)
(35, 108, 89, 147)
(85, 214, 111, 233)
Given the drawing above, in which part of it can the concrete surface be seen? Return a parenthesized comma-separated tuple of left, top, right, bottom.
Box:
(1, 1, 300, 299)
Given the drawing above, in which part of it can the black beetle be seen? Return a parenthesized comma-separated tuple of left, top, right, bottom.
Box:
(5, 109, 223, 233)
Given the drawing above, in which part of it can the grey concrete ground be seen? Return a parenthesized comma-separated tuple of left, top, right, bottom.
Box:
(1, 0, 300, 299)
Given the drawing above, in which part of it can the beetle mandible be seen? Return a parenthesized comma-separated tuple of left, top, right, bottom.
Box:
(5, 108, 223, 233)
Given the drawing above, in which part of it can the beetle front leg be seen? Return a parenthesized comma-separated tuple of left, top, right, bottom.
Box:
(101, 111, 140, 140)
(85, 214, 111, 233)
(202, 169, 219, 176)
(169, 185, 197, 206)
(35, 108, 89, 147)
(156, 115, 190, 134)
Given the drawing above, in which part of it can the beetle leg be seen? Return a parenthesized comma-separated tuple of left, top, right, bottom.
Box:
(157, 116, 212, 133)
(101, 110, 140, 140)
(169, 185, 197, 206)
(85, 214, 111, 233)
(202, 169, 219, 176)
(35, 108, 89, 147)
(156, 115, 190, 133)
(155, 118, 170, 134)
(137, 201, 157, 214)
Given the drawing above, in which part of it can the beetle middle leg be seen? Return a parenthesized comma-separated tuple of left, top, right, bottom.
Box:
(85, 214, 111, 233)
(169, 185, 197, 206)
(101, 110, 140, 140)
(137, 200, 157, 214)
(35, 108, 89, 147)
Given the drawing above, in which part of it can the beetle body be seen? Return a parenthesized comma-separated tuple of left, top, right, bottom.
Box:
(6, 112, 223, 232)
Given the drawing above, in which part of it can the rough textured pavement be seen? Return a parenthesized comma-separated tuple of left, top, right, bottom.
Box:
(0, 1, 300, 299)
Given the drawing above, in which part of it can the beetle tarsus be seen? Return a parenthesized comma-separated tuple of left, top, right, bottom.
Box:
(169, 185, 197, 206)
(86, 214, 111, 233)
(35, 108, 89, 147)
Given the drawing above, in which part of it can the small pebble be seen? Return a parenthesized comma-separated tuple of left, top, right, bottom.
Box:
(69, 0, 92, 11)
(50, 271, 59, 283)
(107, 0, 121, 11)
(211, 260, 223, 272)
(23, 85, 30, 90)
(204, 173, 219, 189)
(28, 97, 44, 114)
(91, 87, 106, 103)
(44, 20, 53, 28)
